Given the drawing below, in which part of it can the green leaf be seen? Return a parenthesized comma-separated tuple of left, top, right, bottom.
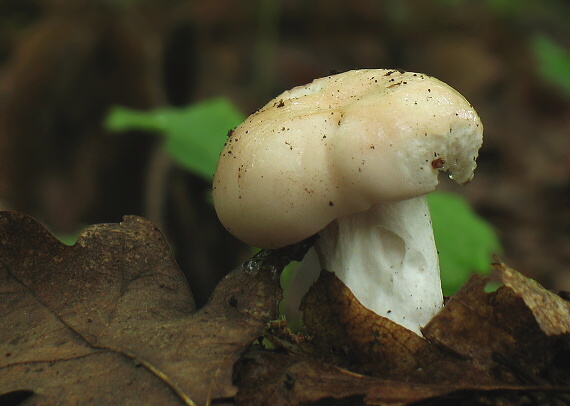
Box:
(429, 191, 501, 295)
(531, 34, 570, 97)
(105, 98, 245, 181)
(105, 106, 168, 133)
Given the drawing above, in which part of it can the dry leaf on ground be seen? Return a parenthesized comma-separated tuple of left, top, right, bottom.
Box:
(247, 268, 570, 405)
(0, 211, 311, 405)
(235, 340, 569, 406)
(423, 273, 569, 381)
(2, 210, 569, 405)
(495, 260, 570, 335)
(300, 270, 491, 384)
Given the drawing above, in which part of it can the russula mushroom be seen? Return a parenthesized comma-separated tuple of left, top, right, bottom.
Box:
(212, 69, 483, 334)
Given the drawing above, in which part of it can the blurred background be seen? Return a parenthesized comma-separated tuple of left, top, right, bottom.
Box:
(0, 0, 569, 307)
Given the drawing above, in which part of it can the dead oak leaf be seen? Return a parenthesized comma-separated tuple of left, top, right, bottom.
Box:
(494, 260, 570, 335)
(298, 268, 570, 403)
(423, 272, 570, 381)
(300, 270, 431, 376)
(0, 211, 310, 405)
(300, 270, 493, 384)
(235, 345, 569, 406)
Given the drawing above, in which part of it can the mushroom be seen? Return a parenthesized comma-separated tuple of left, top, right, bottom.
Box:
(212, 69, 483, 334)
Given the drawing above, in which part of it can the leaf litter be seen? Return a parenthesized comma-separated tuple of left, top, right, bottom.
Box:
(1, 211, 569, 405)
(238, 268, 570, 404)
(0, 211, 312, 405)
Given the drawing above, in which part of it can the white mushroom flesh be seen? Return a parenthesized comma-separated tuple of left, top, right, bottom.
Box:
(316, 196, 440, 332)
(213, 69, 483, 334)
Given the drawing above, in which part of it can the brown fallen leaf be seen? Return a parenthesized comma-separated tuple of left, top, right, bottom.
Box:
(235, 344, 569, 406)
(300, 270, 492, 383)
(292, 268, 570, 404)
(423, 273, 569, 382)
(0, 211, 311, 405)
(300, 270, 431, 375)
(235, 346, 447, 406)
(494, 259, 570, 336)
(3, 211, 568, 405)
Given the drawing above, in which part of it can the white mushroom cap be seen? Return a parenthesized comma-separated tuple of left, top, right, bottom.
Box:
(212, 69, 483, 249)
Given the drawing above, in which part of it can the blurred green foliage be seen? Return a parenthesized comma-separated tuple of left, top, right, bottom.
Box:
(53, 229, 83, 246)
(531, 34, 570, 97)
(429, 191, 501, 295)
(105, 98, 245, 181)
(105, 97, 501, 294)
(436, 0, 570, 98)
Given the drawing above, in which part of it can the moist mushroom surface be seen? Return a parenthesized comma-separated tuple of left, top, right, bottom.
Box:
(213, 69, 483, 334)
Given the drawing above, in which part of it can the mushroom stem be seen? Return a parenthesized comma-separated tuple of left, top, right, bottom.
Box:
(314, 195, 443, 334)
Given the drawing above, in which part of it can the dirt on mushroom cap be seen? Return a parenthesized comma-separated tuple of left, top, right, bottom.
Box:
(213, 69, 483, 249)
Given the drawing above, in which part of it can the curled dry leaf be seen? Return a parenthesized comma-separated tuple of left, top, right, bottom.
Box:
(300, 270, 432, 376)
(423, 272, 570, 382)
(2, 210, 569, 405)
(235, 346, 472, 406)
(494, 259, 570, 336)
(0, 211, 311, 405)
(261, 267, 570, 405)
(236, 338, 569, 406)
(300, 270, 491, 383)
